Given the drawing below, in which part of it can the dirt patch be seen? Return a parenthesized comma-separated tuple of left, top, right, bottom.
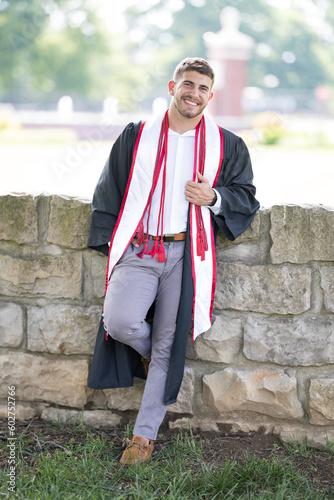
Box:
(158, 424, 334, 497)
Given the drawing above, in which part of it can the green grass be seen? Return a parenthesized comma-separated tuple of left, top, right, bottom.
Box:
(264, 130, 334, 150)
(0, 127, 81, 145)
(0, 421, 332, 500)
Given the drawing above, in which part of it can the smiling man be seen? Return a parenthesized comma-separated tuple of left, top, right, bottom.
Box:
(87, 57, 259, 465)
(169, 70, 213, 123)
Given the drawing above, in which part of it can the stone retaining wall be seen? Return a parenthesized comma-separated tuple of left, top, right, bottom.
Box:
(0, 194, 333, 448)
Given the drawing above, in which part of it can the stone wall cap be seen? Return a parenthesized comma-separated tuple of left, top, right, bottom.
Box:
(270, 203, 334, 211)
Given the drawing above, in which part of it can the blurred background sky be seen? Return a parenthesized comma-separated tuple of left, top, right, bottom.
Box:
(0, 0, 333, 207)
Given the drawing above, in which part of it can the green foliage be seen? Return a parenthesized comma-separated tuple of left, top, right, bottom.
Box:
(244, 5, 334, 90)
(0, 3, 41, 101)
(262, 126, 286, 145)
(0, 0, 143, 107)
(1, 0, 334, 110)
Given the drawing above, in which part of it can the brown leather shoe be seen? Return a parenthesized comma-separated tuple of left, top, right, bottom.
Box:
(120, 435, 154, 465)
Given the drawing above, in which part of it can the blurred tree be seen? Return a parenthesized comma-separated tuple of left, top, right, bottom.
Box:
(1, 0, 333, 111)
(244, 1, 334, 91)
(0, 0, 146, 109)
(0, 0, 48, 100)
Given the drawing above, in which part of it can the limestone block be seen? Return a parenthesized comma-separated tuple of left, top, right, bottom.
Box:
(41, 407, 121, 427)
(0, 194, 38, 244)
(27, 304, 101, 355)
(47, 195, 91, 249)
(104, 379, 145, 411)
(0, 401, 38, 420)
(104, 367, 194, 414)
(228, 421, 275, 435)
(217, 242, 260, 264)
(41, 407, 80, 425)
(215, 263, 311, 314)
(244, 316, 334, 366)
(270, 205, 334, 264)
(309, 379, 334, 425)
(180, 420, 275, 435)
(320, 267, 334, 312)
(168, 366, 195, 414)
(169, 418, 219, 432)
(0, 352, 88, 407)
(194, 314, 242, 363)
(235, 211, 261, 243)
(0, 303, 24, 348)
(216, 211, 260, 249)
(0, 253, 82, 299)
(86, 388, 108, 409)
(278, 424, 334, 451)
(81, 410, 121, 427)
(91, 254, 107, 298)
(203, 368, 303, 419)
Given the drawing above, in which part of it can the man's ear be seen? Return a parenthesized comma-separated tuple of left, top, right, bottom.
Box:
(209, 91, 214, 101)
(168, 80, 175, 95)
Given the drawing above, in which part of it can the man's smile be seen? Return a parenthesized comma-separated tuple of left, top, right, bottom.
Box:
(183, 98, 200, 106)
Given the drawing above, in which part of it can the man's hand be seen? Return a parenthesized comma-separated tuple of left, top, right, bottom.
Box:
(185, 172, 216, 206)
(131, 238, 140, 248)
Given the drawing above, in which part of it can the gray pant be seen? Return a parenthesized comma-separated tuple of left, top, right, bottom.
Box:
(103, 239, 185, 440)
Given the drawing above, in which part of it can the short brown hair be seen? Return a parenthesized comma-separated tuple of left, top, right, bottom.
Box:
(173, 57, 215, 86)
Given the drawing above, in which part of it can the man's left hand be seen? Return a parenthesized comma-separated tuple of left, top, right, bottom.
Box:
(185, 172, 215, 206)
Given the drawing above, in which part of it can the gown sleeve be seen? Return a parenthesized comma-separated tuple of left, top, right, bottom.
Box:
(87, 122, 142, 255)
(213, 129, 260, 241)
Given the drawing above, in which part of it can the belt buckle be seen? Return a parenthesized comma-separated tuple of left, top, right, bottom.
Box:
(163, 234, 174, 242)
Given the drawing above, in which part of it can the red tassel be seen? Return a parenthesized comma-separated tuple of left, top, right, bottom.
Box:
(137, 222, 145, 244)
(146, 238, 159, 258)
(196, 233, 203, 258)
(156, 241, 166, 262)
(201, 227, 208, 252)
(137, 239, 148, 259)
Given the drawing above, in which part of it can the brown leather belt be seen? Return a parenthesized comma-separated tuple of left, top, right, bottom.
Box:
(145, 232, 186, 242)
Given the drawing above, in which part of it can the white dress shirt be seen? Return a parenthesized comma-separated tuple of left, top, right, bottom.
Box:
(143, 128, 221, 235)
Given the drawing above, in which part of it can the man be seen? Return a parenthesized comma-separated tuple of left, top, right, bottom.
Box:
(87, 57, 259, 465)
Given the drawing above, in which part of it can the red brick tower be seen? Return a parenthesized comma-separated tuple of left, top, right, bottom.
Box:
(204, 7, 254, 117)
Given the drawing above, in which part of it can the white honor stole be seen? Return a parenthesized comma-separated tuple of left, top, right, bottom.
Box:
(105, 113, 223, 340)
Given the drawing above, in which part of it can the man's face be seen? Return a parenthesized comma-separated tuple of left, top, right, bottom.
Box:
(168, 71, 213, 120)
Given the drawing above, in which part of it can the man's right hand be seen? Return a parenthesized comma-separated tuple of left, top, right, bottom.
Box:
(131, 238, 140, 248)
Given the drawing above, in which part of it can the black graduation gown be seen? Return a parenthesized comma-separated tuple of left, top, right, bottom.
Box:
(87, 121, 260, 405)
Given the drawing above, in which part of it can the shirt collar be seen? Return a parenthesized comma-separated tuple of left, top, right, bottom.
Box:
(169, 128, 196, 137)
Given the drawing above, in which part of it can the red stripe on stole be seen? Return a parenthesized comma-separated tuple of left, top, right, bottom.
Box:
(190, 206, 197, 342)
(209, 224, 216, 324)
(192, 124, 224, 340)
(190, 125, 200, 341)
(213, 125, 224, 187)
